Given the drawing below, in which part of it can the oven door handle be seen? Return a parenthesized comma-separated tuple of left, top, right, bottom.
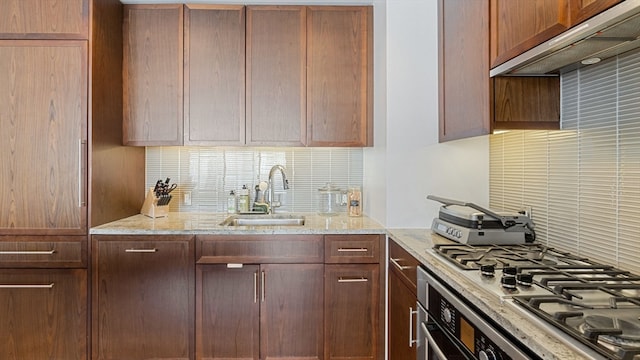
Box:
(421, 322, 449, 360)
(421, 320, 475, 360)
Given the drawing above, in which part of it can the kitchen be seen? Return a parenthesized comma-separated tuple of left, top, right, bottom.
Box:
(1, 0, 639, 360)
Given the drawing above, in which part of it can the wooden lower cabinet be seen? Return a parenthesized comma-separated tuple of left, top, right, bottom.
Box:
(325, 264, 380, 360)
(388, 269, 417, 359)
(197, 263, 324, 360)
(388, 239, 419, 359)
(92, 235, 195, 360)
(0, 269, 87, 360)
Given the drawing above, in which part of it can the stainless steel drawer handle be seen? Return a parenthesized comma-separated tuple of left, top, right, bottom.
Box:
(0, 283, 55, 289)
(125, 248, 158, 253)
(409, 307, 418, 347)
(337, 277, 368, 283)
(337, 248, 368, 252)
(0, 250, 56, 255)
(390, 257, 410, 270)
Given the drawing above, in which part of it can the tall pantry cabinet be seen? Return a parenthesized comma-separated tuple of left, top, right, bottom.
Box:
(0, 1, 145, 359)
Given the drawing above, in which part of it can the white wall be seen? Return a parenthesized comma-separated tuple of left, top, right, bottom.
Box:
(372, 0, 490, 228)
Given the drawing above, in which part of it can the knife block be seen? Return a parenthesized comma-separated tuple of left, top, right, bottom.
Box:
(140, 187, 170, 218)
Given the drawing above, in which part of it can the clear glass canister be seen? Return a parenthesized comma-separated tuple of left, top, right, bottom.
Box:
(317, 183, 346, 216)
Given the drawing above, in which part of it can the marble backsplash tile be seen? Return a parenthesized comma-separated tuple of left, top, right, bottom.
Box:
(145, 147, 363, 214)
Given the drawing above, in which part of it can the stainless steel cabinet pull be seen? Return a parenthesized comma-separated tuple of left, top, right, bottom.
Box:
(337, 248, 368, 252)
(0, 250, 56, 255)
(0, 283, 54, 289)
(390, 257, 410, 270)
(337, 277, 368, 283)
(253, 271, 258, 303)
(409, 307, 418, 347)
(421, 322, 448, 360)
(125, 248, 158, 253)
(261, 271, 266, 302)
(78, 139, 87, 207)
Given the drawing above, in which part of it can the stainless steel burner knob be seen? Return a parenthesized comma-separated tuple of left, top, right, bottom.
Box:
(516, 273, 533, 287)
(480, 264, 495, 277)
(503, 267, 517, 277)
(501, 276, 517, 289)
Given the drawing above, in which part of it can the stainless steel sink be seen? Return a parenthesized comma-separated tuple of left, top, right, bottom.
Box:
(220, 214, 306, 227)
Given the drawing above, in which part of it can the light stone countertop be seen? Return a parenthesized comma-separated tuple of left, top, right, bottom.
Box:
(90, 212, 386, 235)
(387, 229, 595, 360)
(91, 214, 591, 359)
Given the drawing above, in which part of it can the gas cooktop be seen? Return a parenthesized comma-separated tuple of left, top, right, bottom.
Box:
(432, 243, 640, 360)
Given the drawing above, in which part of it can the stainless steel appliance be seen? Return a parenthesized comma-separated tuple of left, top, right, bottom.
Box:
(416, 266, 537, 359)
(431, 243, 640, 360)
(427, 195, 536, 245)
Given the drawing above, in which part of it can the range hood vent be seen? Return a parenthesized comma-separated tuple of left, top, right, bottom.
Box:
(491, 0, 640, 76)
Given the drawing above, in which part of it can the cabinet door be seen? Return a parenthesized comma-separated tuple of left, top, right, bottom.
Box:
(307, 6, 373, 147)
(246, 6, 306, 146)
(325, 264, 380, 360)
(185, 5, 246, 145)
(438, 0, 492, 141)
(490, 0, 571, 67)
(0, 0, 88, 39)
(0, 269, 87, 360)
(93, 237, 194, 360)
(197, 264, 259, 360)
(123, 5, 183, 146)
(569, 0, 621, 25)
(261, 263, 324, 359)
(388, 270, 417, 360)
(0, 41, 87, 234)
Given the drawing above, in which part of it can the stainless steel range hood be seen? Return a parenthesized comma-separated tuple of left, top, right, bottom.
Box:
(490, 0, 640, 77)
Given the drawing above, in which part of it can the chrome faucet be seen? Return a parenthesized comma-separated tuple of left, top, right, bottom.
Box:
(267, 165, 289, 214)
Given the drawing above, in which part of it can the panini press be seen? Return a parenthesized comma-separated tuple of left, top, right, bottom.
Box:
(427, 195, 536, 245)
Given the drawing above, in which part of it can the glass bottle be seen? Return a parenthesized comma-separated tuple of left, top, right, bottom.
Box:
(227, 190, 237, 214)
(348, 186, 362, 217)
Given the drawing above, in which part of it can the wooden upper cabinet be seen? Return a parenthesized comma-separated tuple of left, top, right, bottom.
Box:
(246, 6, 307, 146)
(439, 0, 492, 141)
(439, 0, 560, 142)
(185, 5, 245, 145)
(123, 5, 183, 146)
(490, 0, 621, 68)
(0, 41, 87, 234)
(0, 0, 88, 39)
(490, 0, 571, 67)
(124, 5, 374, 147)
(494, 77, 560, 130)
(569, 0, 622, 24)
(307, 6, 373, 147)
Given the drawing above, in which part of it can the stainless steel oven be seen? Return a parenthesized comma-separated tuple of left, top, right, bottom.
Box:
(416, 267, 537, 360)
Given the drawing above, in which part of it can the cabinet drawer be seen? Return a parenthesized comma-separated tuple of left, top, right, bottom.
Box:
(0, 236, 86, 268)
(325, 234, 381, 264)
(197, 235, 324, 264)
(0, 0, 89, 39)
(0, 269, 87, 359)
(388, 238, 418, 294)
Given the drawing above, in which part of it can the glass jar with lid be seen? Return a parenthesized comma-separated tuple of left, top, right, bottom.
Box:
(316, 183, 346, 216)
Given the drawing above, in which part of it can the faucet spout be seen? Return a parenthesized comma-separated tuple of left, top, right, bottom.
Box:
(267, 165, 289, 213)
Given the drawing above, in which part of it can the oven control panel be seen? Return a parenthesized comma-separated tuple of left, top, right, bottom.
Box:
(434, 290, 517, 360)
